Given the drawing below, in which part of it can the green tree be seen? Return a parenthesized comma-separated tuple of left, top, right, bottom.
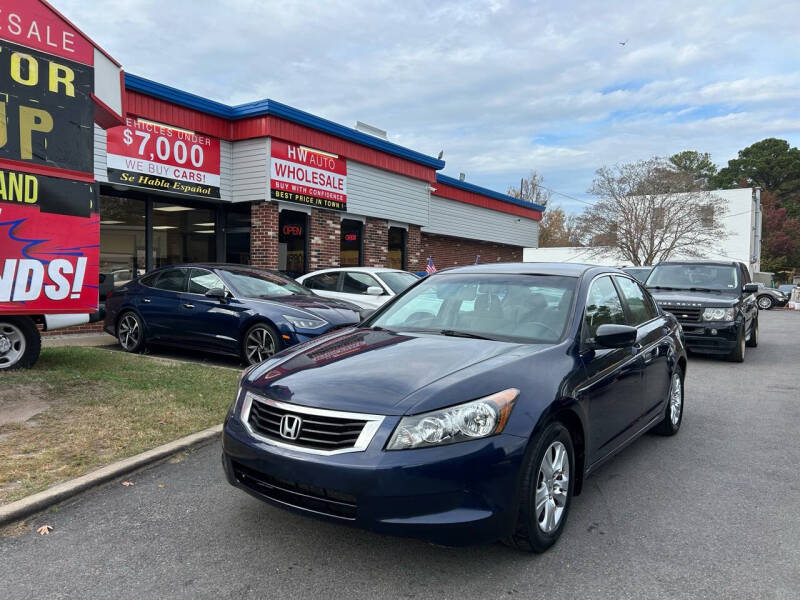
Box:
(668, 150, 717, 189)
(712, 138, 800, 198)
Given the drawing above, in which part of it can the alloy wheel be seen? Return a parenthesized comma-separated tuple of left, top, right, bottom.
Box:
(246, 326, 276, 364)
(118, 314, 141, 350)
(0, 322, 26, 368)
(669, 372, 682, 426)
(757, 296, 772, 310)
(535, 441, 570, 533)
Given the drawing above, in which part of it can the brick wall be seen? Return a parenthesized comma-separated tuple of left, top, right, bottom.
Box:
(407, 225, 423, 272)
(308, 209, 341, 271)
(250, 201, 279, 269)
(422, 232, 523, 268)
(363, 217, 389, 267)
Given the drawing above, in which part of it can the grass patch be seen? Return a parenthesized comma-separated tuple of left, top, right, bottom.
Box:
(0, 346, 241, 505)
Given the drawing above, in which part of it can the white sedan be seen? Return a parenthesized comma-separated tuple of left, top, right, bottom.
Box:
(297, 267, 420, 309)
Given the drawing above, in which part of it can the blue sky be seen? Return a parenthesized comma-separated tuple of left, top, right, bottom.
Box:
(61, 0, 800, 212)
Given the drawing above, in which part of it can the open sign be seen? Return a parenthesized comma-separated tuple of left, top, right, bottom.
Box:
(282, 224, 303, 236)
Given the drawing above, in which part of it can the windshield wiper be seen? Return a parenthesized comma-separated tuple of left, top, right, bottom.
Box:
(437, 329, 495, 340)
(648, 286, 680, 290)
(688, 287, 721, 293)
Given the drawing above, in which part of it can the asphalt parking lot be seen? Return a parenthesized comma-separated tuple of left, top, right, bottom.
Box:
(2, 311, 799, 600)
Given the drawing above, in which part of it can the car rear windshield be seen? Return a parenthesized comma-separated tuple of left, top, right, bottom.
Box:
(369, 273, 577, 344)
(646, 264, 739, 290)
(379, 271, 419, 294)
(219, 269, 311, 298)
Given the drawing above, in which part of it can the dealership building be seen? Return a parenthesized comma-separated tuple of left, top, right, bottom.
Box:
(93, 74, 544, 298)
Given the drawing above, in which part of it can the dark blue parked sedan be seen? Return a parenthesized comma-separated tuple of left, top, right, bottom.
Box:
(104, 264, 361, 364)
(222, 263, 687, 552)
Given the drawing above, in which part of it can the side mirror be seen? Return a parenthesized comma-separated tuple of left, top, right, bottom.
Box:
(365, 286, 384, 296)
(594, 324, 637, 348)
(743, 283, 759, 294)
(205, 287, 228, 302)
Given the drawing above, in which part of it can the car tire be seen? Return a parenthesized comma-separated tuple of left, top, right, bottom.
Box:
(756, 295, 773, 310)
(505, 422, 574, 553)
(746, 317, 758, 348)
(242, 322, 281, 365)
(727, 326, 745, 362)
(652, 366, 684, 436)
(116, 311, 145, 353)
(0, 316, 41, 370)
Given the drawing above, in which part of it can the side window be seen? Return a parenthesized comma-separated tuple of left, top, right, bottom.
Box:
(583, 276, 626, 340)
(188, 269, 225, 294)
(153, 268, 187, 293)
(139, 273, 157, 287)
(342, 272, 381, 294)
(615, 276, 657, 325)
(740, 264, 751, 285)
(305, 272, 339, 291)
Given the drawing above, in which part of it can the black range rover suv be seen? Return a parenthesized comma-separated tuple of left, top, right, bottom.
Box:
(645, 261, 759, 362)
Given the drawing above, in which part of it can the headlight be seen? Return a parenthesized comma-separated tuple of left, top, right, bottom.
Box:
(283, 314, 328, 329)
(386, 388, 519, 450)
(702, 307, 734, 321)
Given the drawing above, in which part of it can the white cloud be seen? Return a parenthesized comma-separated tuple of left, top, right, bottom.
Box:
(55, 0, 800, 213)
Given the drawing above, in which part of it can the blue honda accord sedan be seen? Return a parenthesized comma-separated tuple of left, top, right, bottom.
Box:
(222, 263, 687, 552)
(104, 264, 361, 364)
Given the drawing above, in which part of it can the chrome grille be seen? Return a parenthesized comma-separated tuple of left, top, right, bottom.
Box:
(241, 393, 384, 455)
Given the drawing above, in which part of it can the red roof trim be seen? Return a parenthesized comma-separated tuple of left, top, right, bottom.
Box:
(433, 182, 543, 221)
(124, 90, 437, 182)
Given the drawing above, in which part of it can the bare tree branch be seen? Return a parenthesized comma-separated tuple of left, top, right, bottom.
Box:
(579, 158, 729, 265)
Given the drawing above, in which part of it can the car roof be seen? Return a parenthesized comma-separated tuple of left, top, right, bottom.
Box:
(435, 262, 620, 277)
(654, 260, 740, 267)
(299, 267, 413, 276)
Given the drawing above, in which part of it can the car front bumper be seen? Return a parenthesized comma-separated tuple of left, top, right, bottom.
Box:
(679, 320, 740, 354)
(221, 414, 528, 546)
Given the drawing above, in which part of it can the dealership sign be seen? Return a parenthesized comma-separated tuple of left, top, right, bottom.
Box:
(106, 118, 221, 199)
(270, 140, 347, 211)
(0, 1, 122, 315)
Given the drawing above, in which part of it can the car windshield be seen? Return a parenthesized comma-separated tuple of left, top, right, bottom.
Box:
(646, 264, 739, 290)
(219, 268, 311, 298)
(368, 273, 577, 343)
(379, 271, 419, 294)
(623, 268, 651, 282)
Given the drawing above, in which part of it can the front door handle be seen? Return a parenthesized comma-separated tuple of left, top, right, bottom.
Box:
(182, 303, 195, 309)
(142, 297, 151, 303)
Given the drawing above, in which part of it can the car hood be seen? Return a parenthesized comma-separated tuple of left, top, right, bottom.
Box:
(648, 289, 739, 307)
(244, 328, 527, 415)
(246, 294, 361, 325)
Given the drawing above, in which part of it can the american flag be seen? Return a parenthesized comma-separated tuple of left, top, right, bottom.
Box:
(426, 256, 437, 275)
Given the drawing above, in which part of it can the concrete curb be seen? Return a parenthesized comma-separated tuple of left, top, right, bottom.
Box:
(0, 424, 223, 527)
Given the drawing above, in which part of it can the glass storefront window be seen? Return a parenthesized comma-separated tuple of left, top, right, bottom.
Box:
(278, 210, 307, 278)
(99, 195, 146, 300)
(340, 219, 362, 267)
(225, 203, 251, 265)
(388, 226, 406, 270)
(152, 201, 216, 267)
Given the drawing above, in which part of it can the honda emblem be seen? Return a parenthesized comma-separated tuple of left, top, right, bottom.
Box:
(279, 414, 302, 440)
